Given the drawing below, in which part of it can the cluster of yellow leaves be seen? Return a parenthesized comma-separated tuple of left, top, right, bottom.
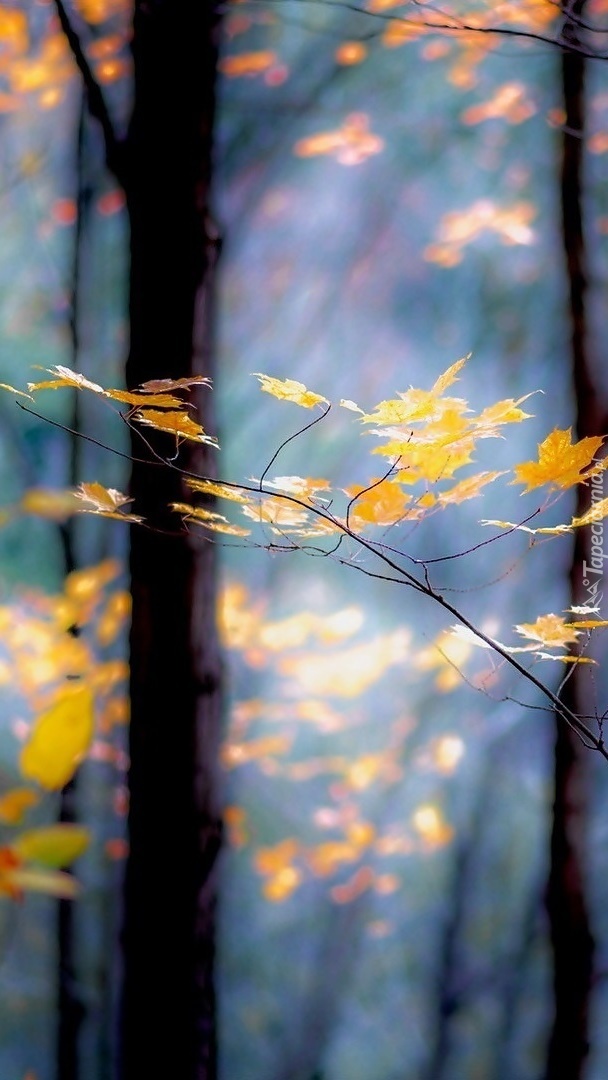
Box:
(218, 581, 472, 903)
(6, 360, 607, 545)
(0, 561, 130, 900)
(452, 609, 608, 665)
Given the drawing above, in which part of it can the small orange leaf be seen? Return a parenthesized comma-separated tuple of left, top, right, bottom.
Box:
(0, 787, 39, 825)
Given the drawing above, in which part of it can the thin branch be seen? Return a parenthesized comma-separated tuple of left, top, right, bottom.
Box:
(52, 0, 127, 184)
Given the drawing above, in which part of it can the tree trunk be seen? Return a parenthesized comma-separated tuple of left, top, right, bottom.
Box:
(545, 4, 599, 1076)
(120, 5, 223, 1079)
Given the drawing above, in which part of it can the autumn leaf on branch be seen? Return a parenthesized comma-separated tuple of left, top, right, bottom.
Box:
(131, 408, 219, 446)
(253, 373, 329, 408)
(75, 482, 144, 523)
(512, 427, 605, 492)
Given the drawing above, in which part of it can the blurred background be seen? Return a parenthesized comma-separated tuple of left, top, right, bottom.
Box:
(0, 1, 607, 1078)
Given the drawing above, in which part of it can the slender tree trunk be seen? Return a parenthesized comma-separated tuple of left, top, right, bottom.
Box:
(545, 4, 601, 1075)
(120, 4, 223, 1079)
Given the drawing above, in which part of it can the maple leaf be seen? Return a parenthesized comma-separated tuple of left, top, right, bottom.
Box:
(515, 613, 580, 648)
(438, 470, 505, 506)
(345, 478, 412, 526)
(171, 502, 251, 537)
(27, 365, 104, 394)
(104, 388, 184, 408)
(253, 373, 328, 408)
(471, 393, 536, 436)
(512, 428, 604, 492)
(138, 375, 211, 392)
(132, 408, 219, 446)
(186, 478, 250, 503)
(74, 482, 144, 523)
(571, 496, 608, 527)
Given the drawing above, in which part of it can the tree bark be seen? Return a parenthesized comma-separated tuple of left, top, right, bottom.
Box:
(545, 4, 600, 1076)
(120, 4, 223, 1079)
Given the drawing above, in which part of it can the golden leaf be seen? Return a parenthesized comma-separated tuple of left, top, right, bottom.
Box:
(253, 373, 328, 408)
(27, 365, 104, 394)
(0, 381, 33, 400)
(186, 478, 250, 502)
(571, 496, 608, 527)
(132, 408, 219, 446)
(75, 482, 144, 523)
(20, 684, 95, 790)
(431, 354, 470, 395)
(438, 470, 505, 505)
(171, 503, 251, 537)
(515, 613, 580, 648)
(345, 479, 411, 526)
(138, 375, 211, 392)
(512, 428, 604, 492)
(105, 388, 184, 408)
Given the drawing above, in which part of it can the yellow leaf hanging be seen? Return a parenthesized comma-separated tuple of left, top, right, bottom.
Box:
(132, 408, 219, 446)
(253, 373, 328, 408)
(20, 683, 95, 790)
(512, 428, 604, 493)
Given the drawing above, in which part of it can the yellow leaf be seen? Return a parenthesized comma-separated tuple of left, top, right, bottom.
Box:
(20, 684, 95, 790)
(0, 787, 39, 825)
(105, 388, 184, 408)
(138, 375, 211, 392)
(569, 619, 608, 629)
(345, 479, 411, 526)
(186, 478, 250, 503)
(74, 482, 144, 523)
(27, 365, 104, 394)
(438, 470, 505, 506)
(253, 373, 328, 408)
(132, 408, 219, 446)
(431, 354, 470, 395)
(512, 428, 604, 493)
(472, 393, 536, 435)
(0, 382, 34, 400)
(571, 496, 608, 527)
(13, 824, 89, 867)
(515, 613, 580, 648)
(171, 502, 251, 537)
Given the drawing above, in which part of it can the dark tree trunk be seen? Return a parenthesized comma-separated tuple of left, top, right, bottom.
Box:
(120, 4, 223, 1079)
(545, 3, 600, 1076)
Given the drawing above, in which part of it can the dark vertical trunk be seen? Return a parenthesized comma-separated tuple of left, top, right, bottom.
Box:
(57, 90, 88, 1080)
(120, 5, 223, 1079)
(545, 4, 598, 1076)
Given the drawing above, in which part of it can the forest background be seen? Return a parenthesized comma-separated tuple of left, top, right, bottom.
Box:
(0, 1, 608, 1079)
